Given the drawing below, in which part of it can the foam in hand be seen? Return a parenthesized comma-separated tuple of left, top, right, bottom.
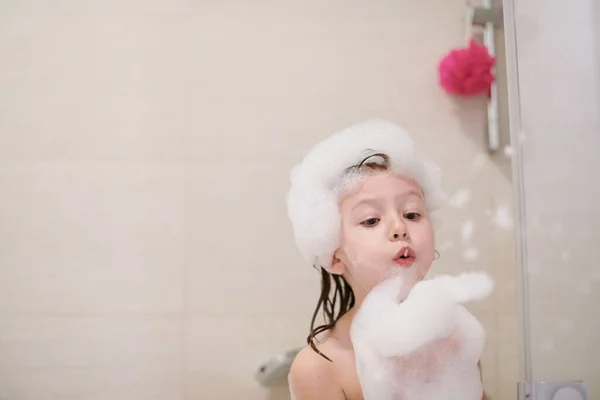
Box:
(350, 271, 494, 400)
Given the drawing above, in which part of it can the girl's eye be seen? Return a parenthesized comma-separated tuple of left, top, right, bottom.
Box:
(360, 218, 380, 227)
(404, 212, 421, 220)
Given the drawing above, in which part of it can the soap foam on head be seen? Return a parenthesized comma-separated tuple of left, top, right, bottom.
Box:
(287, 119, 447, 270)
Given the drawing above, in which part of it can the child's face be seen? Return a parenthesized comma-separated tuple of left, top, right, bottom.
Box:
(333, 172, 435, 298)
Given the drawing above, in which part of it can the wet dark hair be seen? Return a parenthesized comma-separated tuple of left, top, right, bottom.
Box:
(307, 268, 355, 362)
(307, 152, 391, 361)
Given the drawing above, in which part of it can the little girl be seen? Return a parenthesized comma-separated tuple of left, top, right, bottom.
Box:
(285, 119, 490, 399)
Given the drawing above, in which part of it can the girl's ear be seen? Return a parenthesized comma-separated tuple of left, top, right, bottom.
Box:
(329, 250, 346, 275)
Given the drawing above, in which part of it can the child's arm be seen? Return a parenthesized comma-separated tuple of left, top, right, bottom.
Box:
(288, 347, 346, 400)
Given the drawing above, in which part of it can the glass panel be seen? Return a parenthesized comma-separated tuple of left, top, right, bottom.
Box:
(505, 0, 600, 397)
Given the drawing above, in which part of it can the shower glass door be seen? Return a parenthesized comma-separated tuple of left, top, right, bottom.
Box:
(504, 0, 600, 398)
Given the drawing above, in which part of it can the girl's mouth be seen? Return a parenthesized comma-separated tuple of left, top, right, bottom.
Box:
(393, 246, 415, 267)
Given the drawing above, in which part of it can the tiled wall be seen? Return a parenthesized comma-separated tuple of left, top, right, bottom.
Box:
(0, 1, 519, 399)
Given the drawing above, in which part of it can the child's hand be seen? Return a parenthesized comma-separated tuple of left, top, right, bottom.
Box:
(350, 271, 494, 400)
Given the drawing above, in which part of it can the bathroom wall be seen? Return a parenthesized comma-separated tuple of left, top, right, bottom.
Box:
(0, 1, 518, 399)
(508, 0, 600, 396)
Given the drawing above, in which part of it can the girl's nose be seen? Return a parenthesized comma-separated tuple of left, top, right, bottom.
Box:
(389, 222, 409, 242)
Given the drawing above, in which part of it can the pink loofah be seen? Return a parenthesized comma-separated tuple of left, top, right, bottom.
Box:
(438, 39, 496, 96)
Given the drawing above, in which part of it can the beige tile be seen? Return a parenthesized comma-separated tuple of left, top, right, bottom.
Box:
(185, 267, 320, 317)
(184, 314, 304, 397)
(0, 161, 185, 314)
(431, 162, 495, 264)
(490, 226, 518, 317)
(436, 163, 519, 317)
(0, 15, 193, 161)
(187, 378, 290, 400)
(0, 365, 182, 400)
(186, 0, 486, 162)
(0, 316, 182, 400)
(184, 315, 306, 385)
(2, 0, 195, 15)
(432, 164, 502, 315)
(185, 160, 320, 316)
(496, 312, 521, 400)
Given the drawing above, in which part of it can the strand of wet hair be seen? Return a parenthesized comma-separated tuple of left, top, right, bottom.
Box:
(307, 268, 355, 362)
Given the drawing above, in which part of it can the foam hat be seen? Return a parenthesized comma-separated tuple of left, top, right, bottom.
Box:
(286, 119, 446, 270)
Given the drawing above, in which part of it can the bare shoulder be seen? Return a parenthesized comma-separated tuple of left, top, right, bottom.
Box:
(288, 345, 346, 400)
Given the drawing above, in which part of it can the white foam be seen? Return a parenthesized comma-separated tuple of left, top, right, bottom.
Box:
(492, 204, 514, 230)
(350, 272, 494, 400)
(448, 188, 471, 208)
(287, 119, 447, 269)
(461, 220, 475, 243)
(462, 247, 480, 262)
(503, 145, 515, 158)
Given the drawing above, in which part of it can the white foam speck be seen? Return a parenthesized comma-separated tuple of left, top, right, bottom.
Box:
(492, 205, 514, 230)
(461, 220, 475, 243)
(503, 146, 515, 158)
(462, 247, 479, 262)
(448, 189, 472, 208)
